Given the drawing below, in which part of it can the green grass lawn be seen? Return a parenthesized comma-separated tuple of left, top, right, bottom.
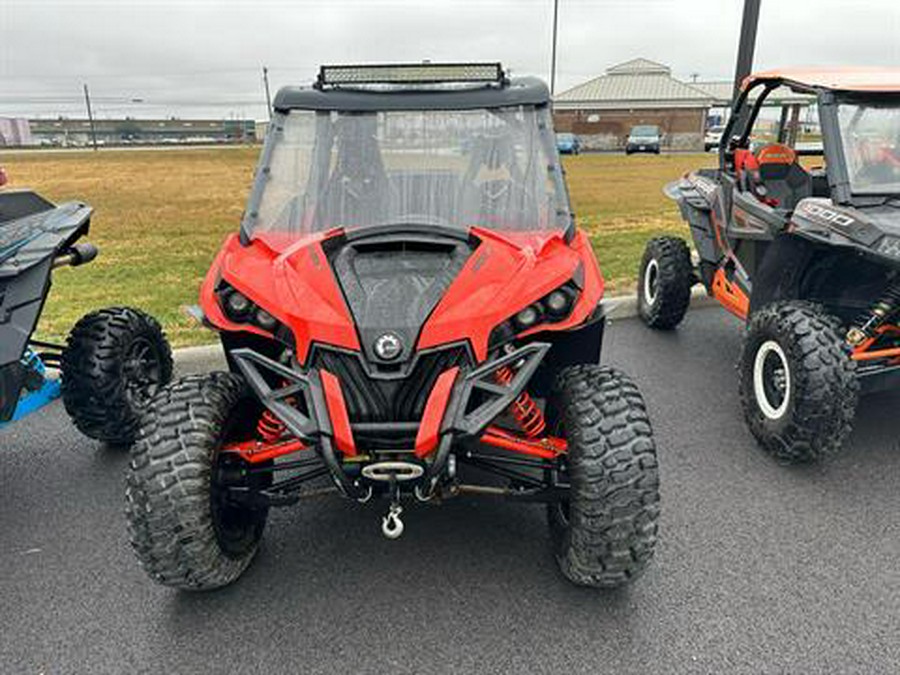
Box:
(563, 153, 715, 289)
(0, 148, 715, 346)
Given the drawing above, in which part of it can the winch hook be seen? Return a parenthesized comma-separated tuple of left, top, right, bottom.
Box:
(381, 503, 404, 540)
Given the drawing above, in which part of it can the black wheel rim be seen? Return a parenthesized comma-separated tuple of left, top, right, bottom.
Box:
(550, 417, 571, 527)
(211, 453, 268, 558)
(210, 404, 270, 558)
(553, 475, 571, 527)
(762, 353, 787, 410)
(123, 337, 163, 407)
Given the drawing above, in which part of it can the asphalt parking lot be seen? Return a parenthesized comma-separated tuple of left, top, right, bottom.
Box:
(2, 307, 899, 674)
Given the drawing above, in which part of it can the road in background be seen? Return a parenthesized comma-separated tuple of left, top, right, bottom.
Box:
(2, 309, 898, 674)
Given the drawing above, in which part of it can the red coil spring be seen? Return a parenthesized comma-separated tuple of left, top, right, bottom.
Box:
(257, 408, 286, 443)
(494, 365, 546, 438)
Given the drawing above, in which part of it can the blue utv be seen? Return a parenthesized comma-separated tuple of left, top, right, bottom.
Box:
(0, 184, 171, 445)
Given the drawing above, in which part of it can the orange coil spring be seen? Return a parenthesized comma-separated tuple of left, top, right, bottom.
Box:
(494, 365, 546, 438)
(257, 408, 286, 443)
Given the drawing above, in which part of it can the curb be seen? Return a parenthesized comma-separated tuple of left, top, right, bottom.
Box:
(604, 285, 716, 320)
(173, 342, 225, 371)
(172, 287, 717, 369)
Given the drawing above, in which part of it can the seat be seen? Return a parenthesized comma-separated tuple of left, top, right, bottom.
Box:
(320, 115, 391, 228)
(736, 143, 811, 214)
(460, 133, 537, 227)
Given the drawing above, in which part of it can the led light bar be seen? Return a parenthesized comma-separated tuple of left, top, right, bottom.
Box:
(317, 63, 505, 88)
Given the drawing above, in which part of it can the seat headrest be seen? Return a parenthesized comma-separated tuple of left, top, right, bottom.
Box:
(756, 143, 797, 166)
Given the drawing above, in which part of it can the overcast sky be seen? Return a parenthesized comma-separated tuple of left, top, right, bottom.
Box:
(2, 0, 899, 120)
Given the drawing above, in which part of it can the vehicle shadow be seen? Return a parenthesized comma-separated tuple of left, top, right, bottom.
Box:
(841, 386, 900, 460)
(159, 496, 649, 668)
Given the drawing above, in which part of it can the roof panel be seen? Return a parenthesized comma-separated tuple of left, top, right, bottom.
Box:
(273, 76, 550, 112)
(555, 73, 712, 105)
(694, 81, 815, 105)
(606, 57, 670, 75)
(745, 67, 900, 92)
(554, 58, 713, 108)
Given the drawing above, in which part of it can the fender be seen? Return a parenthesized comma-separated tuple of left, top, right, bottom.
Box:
(748, 234, 816, 315)
(665, 174, 720, 267)
(790, 197, 900, 268)
(0, 200, 92, 369)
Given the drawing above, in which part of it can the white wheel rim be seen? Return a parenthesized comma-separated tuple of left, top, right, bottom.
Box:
(753, 340, 791, 420)
(643, 258, 660, 306)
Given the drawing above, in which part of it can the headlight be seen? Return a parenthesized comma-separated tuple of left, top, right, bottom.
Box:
(490, 281, 581, 348)
(255, 308, 278, 331)
(515, 306, 540, 329)
(544, 288, 575, 317)
(224, 289, 252, 320)
(218, 283, 283, 335)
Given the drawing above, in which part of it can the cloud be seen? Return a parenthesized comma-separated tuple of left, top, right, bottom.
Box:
(2, 0, 898, 119)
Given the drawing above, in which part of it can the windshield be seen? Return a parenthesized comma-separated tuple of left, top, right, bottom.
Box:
(557, 133, 575, 142)
(837, 99, 900, 194)
(631, 125, 659, 137)
(246, 105, 570, 242)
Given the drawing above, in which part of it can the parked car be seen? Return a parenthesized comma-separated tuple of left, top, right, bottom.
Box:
(626, 125, 662, 154)
(556, 132, 581, 154)
(705, 124, 725, 151)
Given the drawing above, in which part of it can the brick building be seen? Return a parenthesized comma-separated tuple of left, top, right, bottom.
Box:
(553, 58, 714, 151)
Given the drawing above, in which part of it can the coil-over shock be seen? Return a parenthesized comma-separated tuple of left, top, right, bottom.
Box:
(257, 408, 286, 442)
(847, 277, 900, 347)
(494, 363, 547, 438)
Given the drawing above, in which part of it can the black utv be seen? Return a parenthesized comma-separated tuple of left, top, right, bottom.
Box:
(637, 68, 900, 463)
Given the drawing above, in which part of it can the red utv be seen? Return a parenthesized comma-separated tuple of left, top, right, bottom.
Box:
(126, 64, 660, 590)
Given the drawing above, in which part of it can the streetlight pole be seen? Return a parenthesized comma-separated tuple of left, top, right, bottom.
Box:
(83, 83, 98, 151)
(263, 66, 272, 120)
(550, 0, 559, 96)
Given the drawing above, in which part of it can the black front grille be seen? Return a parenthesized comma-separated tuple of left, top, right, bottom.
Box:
(311, 346, 469, 423)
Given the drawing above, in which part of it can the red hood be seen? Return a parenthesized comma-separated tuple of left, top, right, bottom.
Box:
(418, 227, 603, 360)
(201, 231, 360, 363)
(201, 227, 603, 364)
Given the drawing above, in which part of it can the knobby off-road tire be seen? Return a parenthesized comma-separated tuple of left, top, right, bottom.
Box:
(548, 365, 660, 588)
(61, 306, 172, 445)
(637, 237, 694, 329)
(739, 301, 858, 463)
(126, 372, 270, 590)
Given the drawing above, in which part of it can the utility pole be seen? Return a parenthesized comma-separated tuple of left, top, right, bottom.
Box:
(83, 83, 98, 151)
(549, 0, 559, 96)
(732, 0, 761, 101)
(263, 66, 272, 120)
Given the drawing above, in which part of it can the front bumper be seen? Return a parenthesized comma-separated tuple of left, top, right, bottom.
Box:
(230, 342, 551, 494)
(626, 142, 660, 153)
